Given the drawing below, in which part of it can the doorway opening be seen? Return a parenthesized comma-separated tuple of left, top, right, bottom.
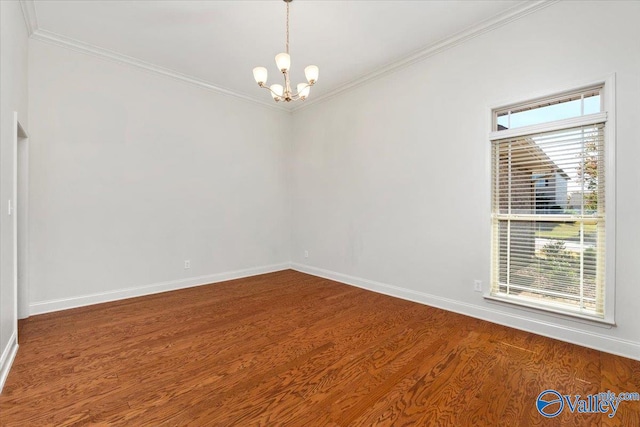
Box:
(16, 117, 29, 321)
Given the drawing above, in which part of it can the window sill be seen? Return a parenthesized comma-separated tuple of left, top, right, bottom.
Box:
(484, 294, 616, 328)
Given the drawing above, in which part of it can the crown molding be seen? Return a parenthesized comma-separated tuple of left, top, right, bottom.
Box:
(20, 0, 557, 114)
(29, 27, 290, 113)
(19, 0, 38, 36)
(291, 0, 559, 112)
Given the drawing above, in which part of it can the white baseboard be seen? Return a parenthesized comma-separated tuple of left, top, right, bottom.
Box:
(291, 263, 640, 361)
(0, 331, 19, 393)
(29, 263, 291, 316)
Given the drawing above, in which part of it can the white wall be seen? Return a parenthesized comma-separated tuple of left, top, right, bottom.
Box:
(291, 0, 640, 360)
(0, 0, 29, 389)
(27, 39, 291, 312)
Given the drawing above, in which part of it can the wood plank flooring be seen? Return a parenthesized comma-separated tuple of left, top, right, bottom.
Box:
(1, 270, 638, 426)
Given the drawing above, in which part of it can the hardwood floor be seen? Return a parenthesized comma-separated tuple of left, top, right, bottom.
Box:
(1, 270, 638, 426)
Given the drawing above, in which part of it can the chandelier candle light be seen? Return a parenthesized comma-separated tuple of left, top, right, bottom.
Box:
(252, 0, 319, 102)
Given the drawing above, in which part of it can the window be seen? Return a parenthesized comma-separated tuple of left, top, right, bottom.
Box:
(489, 83, 614, 322)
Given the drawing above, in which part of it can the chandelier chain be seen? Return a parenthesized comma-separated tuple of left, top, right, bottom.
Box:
(286, 1, 290, 54)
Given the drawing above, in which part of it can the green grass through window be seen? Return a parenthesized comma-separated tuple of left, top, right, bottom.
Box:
(535, 222, 597, 242)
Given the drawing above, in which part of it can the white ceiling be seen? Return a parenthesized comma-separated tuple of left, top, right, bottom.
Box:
(28, 0, 542, 109)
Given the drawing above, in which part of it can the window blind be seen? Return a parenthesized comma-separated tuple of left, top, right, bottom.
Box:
(491, 123, 605, 317)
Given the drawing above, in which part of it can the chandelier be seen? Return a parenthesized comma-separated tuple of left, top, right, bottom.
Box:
(252, 0, 318, 102)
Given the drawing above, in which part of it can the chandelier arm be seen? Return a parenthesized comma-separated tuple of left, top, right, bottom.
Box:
(292, 82, 313, 96)
(297, 82, 313, 91)
(259, 82, 309, 102)
(259, 83, 284, 99)
(290, 80, 315, 97)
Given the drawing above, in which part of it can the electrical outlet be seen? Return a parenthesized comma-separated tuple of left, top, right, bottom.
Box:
(474, 280, 482, 292)
(304, 250, 309, 258)
(184, 260, 191, 269)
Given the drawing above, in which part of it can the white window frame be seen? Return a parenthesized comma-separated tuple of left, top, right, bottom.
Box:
(487, 75, 616, 325)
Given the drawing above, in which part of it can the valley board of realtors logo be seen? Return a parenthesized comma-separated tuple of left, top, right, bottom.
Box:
(536, 389, 640, 418)
(537, 390, 565, 417)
